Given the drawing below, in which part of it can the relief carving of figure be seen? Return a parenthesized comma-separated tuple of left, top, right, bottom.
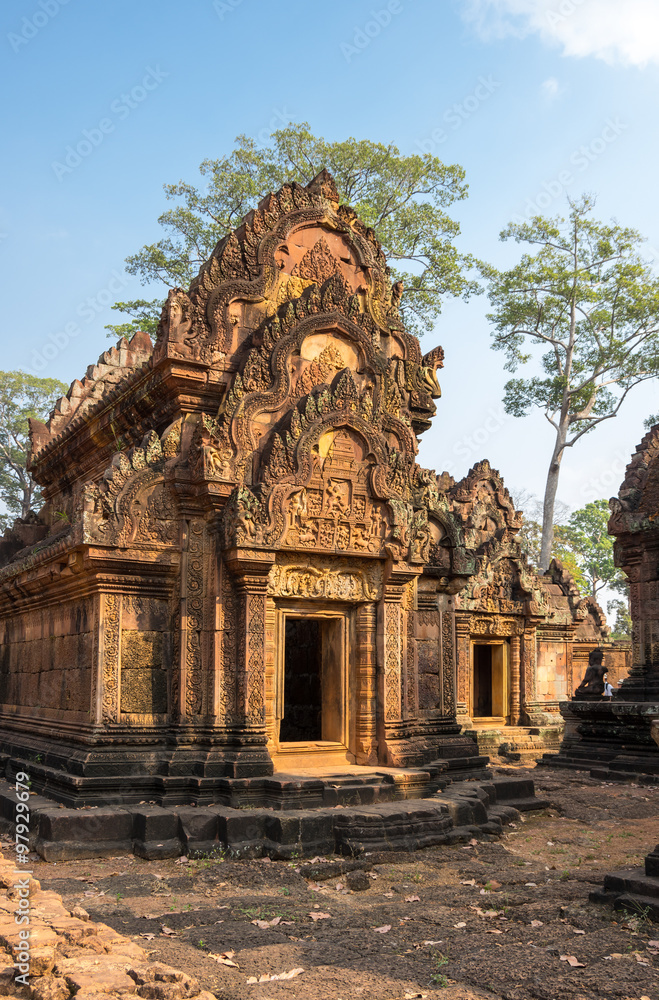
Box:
(289, 488, 308, 529)
(325, 478, 350, 518)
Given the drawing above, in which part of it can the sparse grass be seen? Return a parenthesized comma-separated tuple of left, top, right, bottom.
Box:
(430, 951, 449, 987)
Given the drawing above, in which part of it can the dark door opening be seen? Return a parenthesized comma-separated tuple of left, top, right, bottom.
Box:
(280, 618, 322, 741)
(473, 644, 493, 717)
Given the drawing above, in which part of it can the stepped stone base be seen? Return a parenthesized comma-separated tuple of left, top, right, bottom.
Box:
(0, 774, 548, 862)
(541, 699, 659, 782)
(466, 725, 562, 763)
(590, 845, 659, 921)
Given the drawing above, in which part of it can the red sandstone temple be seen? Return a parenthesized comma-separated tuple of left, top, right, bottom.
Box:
(0, 172, 625, 804)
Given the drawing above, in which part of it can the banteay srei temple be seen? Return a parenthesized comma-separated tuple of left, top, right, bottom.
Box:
(0, 171, 637, 837)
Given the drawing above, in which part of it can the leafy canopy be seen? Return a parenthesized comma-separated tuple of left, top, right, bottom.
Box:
(485, 195, 659, 569)
(554, 499, 624, 600)
(106, 123, 479, 339)
(487, 196, 659, 435)
(0, 371, 68, 530)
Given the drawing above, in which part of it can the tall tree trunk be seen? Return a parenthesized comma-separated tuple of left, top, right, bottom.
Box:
(539, 424, 567, 571)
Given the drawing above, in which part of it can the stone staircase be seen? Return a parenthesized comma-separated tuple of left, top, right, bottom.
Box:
(466, 725, 562, 763)
(590, 845, 659, 921)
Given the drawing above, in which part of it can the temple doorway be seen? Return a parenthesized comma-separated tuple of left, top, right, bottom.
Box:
(471, 641, 509, 722)
(273, 609, 352, 766)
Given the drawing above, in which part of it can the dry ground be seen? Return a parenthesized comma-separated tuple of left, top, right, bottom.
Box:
(5, 766, 658, 1000)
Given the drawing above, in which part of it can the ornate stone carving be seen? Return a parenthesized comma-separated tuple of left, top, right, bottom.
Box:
(267, 558, 382, 602)
(442, 611, 456, 717)
(102, 593, 120, 723)
(185, 519, 206, 717)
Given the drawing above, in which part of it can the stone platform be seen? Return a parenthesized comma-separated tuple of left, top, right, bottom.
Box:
(590, 845, 659, 921)
(0, 773, 547, 862)
(542, 700, 659, 783)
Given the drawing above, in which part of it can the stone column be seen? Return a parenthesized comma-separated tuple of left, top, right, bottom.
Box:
(510, 633, 521, 725)
(376, 563, 421, 766)
(355, 602, 377, 763)
(222, 548, 275, 726)
(453, 612, 471, 726)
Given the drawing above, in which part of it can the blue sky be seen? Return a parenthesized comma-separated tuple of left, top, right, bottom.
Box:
(2, 0, 659, 516)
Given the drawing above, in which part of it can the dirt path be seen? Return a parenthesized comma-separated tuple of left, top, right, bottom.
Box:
(4, 767, 657, 1000)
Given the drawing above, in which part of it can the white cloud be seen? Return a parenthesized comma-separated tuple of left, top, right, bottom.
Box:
(460, 0, 659, 67)
(541, 75, 563, 101)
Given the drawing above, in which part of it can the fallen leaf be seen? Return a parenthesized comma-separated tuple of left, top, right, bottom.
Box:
(160, 925, 176, 936)
(142, 913, 159, 919)
(524, 882, 537, 887)
(374, 924, 392, 933)
(647, 940, 659, 947)
(560, 955, 585, 967)
(383, 892, 394, 897)
(423, 940, 443, 945)
(454, 922, 467, 928)
(252, 916, 281, 928)
(308, 912, 331, 921)
(486, 928, 502, 934)
(209, 951, 239, 968)
(488, 880, 502, 890)
(531, 920, 544, 928)
(469, 838, 478, 846)
(572, 928, 585, 935)
(461, 879, 477, 886)
(404, 895, 421, 902)
(139, 933, 155, 941)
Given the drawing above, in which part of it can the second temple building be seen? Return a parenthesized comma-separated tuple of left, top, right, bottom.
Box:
(0, 172, 626, 804)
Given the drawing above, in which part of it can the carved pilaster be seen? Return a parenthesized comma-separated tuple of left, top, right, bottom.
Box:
(454, 611, 471, 721)
(224, 548, 275, 729)
(381, 598, 402, 722)
(521, 626, 536, 716)
(441, 608, 456, 717)
(510, 634, 521, 725)
(101, 593, 120, 724)
(355, 603, 377, 763)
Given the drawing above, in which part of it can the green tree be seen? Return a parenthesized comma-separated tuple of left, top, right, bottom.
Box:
(554, 499, 624, 601)
(106, 122, 480, 340)
(0, 372, 68, 530)
(485, 196, 659, 570)
(105, 299, 161, 340)
(607, 593, 632, 639)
